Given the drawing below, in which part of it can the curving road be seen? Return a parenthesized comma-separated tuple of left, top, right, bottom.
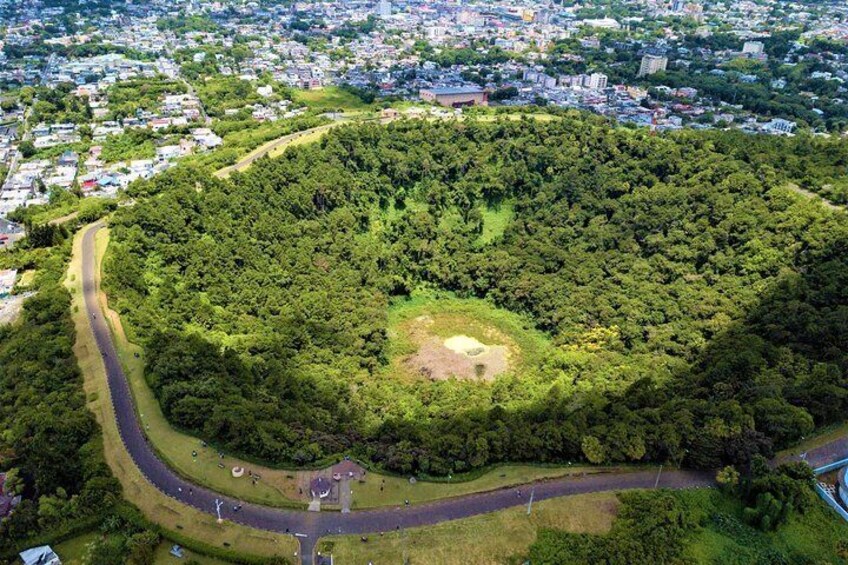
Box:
(213, 123, 341, 179)
(82, 221, 722, 564)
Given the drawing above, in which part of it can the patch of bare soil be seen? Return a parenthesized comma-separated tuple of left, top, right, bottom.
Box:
(402, 315, 512, 381)
(0, 293, 30, 326)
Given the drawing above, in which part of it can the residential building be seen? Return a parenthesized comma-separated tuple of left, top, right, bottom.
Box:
(638, 54, 668, 77)
(743, 41, 765, 55)
(19, 546, 61, 565)
(587, 73, 609, 90)
(764, 118, 797, 134)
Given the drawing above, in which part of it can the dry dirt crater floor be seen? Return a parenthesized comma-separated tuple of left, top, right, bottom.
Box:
(402, 314, 515, 381)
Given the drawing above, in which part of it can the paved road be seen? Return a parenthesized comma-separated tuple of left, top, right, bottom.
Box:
(213, 116, 394, 179)
(213, 123, 342, 179)
(82, 222, 793, 564)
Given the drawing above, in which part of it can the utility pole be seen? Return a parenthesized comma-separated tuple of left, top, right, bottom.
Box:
(654, 465, 663, 488)
(527, 487, 535, 515)
(215, 499, 224, 523)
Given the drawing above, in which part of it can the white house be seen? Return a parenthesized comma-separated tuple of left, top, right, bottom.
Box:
(19, 545, 61, 565)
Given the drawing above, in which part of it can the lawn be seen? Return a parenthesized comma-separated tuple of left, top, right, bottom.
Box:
(54, 531, 101, 564)
(478, 200, 514, 244)
(53, 531, 237, 565)
(292, 86, 374, 112)
(153, 540, 232, 564)
(216, 122, 339, 178)
(66, 224, 299, 562)
(15, 269, 36, 289)
(317, 491, 620, 564)
(266, 128, 329, 158)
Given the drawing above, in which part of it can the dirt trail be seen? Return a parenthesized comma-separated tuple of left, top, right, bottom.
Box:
(785, 183, 845, 212)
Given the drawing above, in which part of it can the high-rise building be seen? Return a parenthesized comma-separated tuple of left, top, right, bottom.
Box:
(586, 72, 608, 90)
(742, 41, 764, 55)
(377, 0, 391, 18)
(638, 54, 668, 77)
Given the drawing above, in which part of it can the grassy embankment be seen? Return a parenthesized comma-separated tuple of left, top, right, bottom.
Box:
(319, 492, 620, 564)
(292, 86, 375, 113)
(66, 224, 299, 561)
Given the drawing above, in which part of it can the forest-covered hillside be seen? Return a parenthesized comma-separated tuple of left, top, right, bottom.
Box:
(105, 114, 848, 475)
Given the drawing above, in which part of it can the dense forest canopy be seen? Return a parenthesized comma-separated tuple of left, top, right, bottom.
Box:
(0, 244, 120, 551)
(105, 114, 848, 475)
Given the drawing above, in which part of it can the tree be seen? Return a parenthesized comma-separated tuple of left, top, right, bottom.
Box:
(84, 536, 128, 565)
(19, 140, 36, 158)
(716, 465, 740, 495)
(2, 468, 23, 496)
(581, 436, 607, 464)
(127, 530, 160, 565)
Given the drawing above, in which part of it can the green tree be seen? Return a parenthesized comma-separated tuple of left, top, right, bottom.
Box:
(581, 436, 607, 465)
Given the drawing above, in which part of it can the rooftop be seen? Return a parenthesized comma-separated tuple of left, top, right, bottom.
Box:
(422, 86, 485, 95)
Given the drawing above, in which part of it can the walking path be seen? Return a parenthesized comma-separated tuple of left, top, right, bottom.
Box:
(78, 221, 847, 564)
(784, 183, 845, 212)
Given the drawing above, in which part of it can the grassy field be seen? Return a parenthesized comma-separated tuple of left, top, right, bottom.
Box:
(153, 540, 232, 564)
(67, 224, 300, 562)
(53, 531, 101, 564)
(386, 291, 553, 379)
(318, 491, 620, 564)
(349, 465, 607, 510)
(681, 488, 848, 564)
(15, 269, 36, 289)
(293, 86, 374, 112)
(478, 200, 515, 245)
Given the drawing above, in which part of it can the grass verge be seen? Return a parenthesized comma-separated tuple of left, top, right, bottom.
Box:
(67, 223, 299, 561)
(318, 491, 619, 564)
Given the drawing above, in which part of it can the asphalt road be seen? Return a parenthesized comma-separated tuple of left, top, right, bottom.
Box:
(80, 222, 744, 564)
(213, 116, 394, 180)
(213, 123, 341, 179)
